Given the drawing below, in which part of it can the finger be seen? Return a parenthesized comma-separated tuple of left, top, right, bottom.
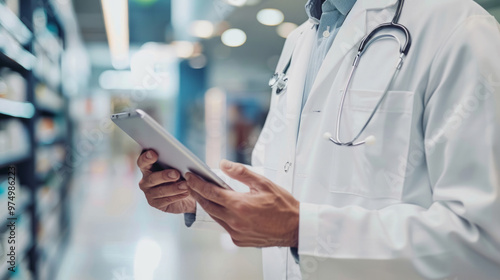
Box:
(185, 173, 232, 206)
(220, 160, 269, 191)
(137, 150, 158, 174)
(189, 189, 229, 220)
(140, 169, 181, 189)
(145, 181, 189, 199)
(150, 192, 190, 209)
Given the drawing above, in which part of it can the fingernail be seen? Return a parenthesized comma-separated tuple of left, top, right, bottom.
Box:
(168, 171, 177, 179)
(221, 159, 233, 169)
(146, 151, 152, 159)
(178, 184, 188, 190)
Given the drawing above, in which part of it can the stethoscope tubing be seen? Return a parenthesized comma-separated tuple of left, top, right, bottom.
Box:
(328, 54, 404, 146)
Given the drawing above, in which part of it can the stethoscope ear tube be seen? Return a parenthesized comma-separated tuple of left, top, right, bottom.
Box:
(392, 0, 405, 24)
(358, 0, 411, 56)
(358, 23, 412, 56)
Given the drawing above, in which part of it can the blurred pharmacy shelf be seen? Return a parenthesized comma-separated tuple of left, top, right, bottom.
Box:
(0, 0, 88, 279)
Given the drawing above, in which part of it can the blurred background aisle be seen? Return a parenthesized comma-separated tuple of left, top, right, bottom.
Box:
(55, 153, 263, 280)
(0, 0, 499, 280)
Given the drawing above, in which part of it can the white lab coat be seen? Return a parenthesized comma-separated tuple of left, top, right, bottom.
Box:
(190, 0, 500, 279)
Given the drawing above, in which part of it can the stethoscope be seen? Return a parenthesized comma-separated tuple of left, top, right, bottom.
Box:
(269, 58, 291, 95)
(269, 0, 411, 147)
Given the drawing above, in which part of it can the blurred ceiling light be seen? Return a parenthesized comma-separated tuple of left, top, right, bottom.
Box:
(101, 0, 130, 69)
(257, 8, 284, 26)
(277, 22, 298, 38)
(189, 54, 207, 69)
(189, 20, 214, 39)
(221, 28, 247, 47)
(172, 41, 195, 58)
(130, 44, 176, 91)
(226, 0, 247, 7)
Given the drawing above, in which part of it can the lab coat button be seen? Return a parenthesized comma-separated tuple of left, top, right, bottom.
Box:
(284, 162, 292, 173)
(323, 30, 330, 38)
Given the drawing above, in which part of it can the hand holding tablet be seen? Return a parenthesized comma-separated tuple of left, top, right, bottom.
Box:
(136, 150, 196, 214)
(112, 109, 232, 214)
(111, 109, 232, 190)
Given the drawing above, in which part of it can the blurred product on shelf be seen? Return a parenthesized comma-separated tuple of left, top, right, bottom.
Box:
(32, 8, 63, 90)
(0, 69, 26, 101)
(0, 119, 30, 163)
(33, 42, 61, 89)
(0, 1, 31, 45)
(0, 24, 35, 70)
(0, 0, 85, 278)
(35, 144, 66, 179)
(4, 0, 20, 17)
(0, 70, 34, 119)
(36, 184, 61, 218)
(36, 205, 62, 278)
(35, 83, 64, 113)
(36, 117, 66, 144)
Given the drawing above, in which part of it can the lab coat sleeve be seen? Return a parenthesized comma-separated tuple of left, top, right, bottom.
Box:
(298, 16, 500, 279)
(186, 165, 255, 231)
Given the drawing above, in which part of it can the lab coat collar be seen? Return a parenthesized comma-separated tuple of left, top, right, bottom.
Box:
(305, 0, 358, 24)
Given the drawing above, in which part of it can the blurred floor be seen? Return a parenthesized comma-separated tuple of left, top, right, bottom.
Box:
(55, 153, 262, 280)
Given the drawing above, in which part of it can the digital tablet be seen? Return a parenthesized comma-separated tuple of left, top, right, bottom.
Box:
(111, 109, 232, 190)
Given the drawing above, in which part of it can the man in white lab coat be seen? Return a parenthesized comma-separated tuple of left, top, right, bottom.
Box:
(137, 0, 500, 279)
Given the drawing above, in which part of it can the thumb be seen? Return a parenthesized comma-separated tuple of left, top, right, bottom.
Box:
(220, 159, 264, 190)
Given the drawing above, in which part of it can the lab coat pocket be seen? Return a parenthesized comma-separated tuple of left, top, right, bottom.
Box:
(328, 89, 415, 201)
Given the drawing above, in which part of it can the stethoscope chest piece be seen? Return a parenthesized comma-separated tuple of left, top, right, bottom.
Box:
(269, 72, 288, 95)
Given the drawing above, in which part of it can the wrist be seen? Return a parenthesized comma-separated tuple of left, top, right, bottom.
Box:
(289, 230, 299, 248)
(287, 201, 300, 248)
(188, 201, 196, 214)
